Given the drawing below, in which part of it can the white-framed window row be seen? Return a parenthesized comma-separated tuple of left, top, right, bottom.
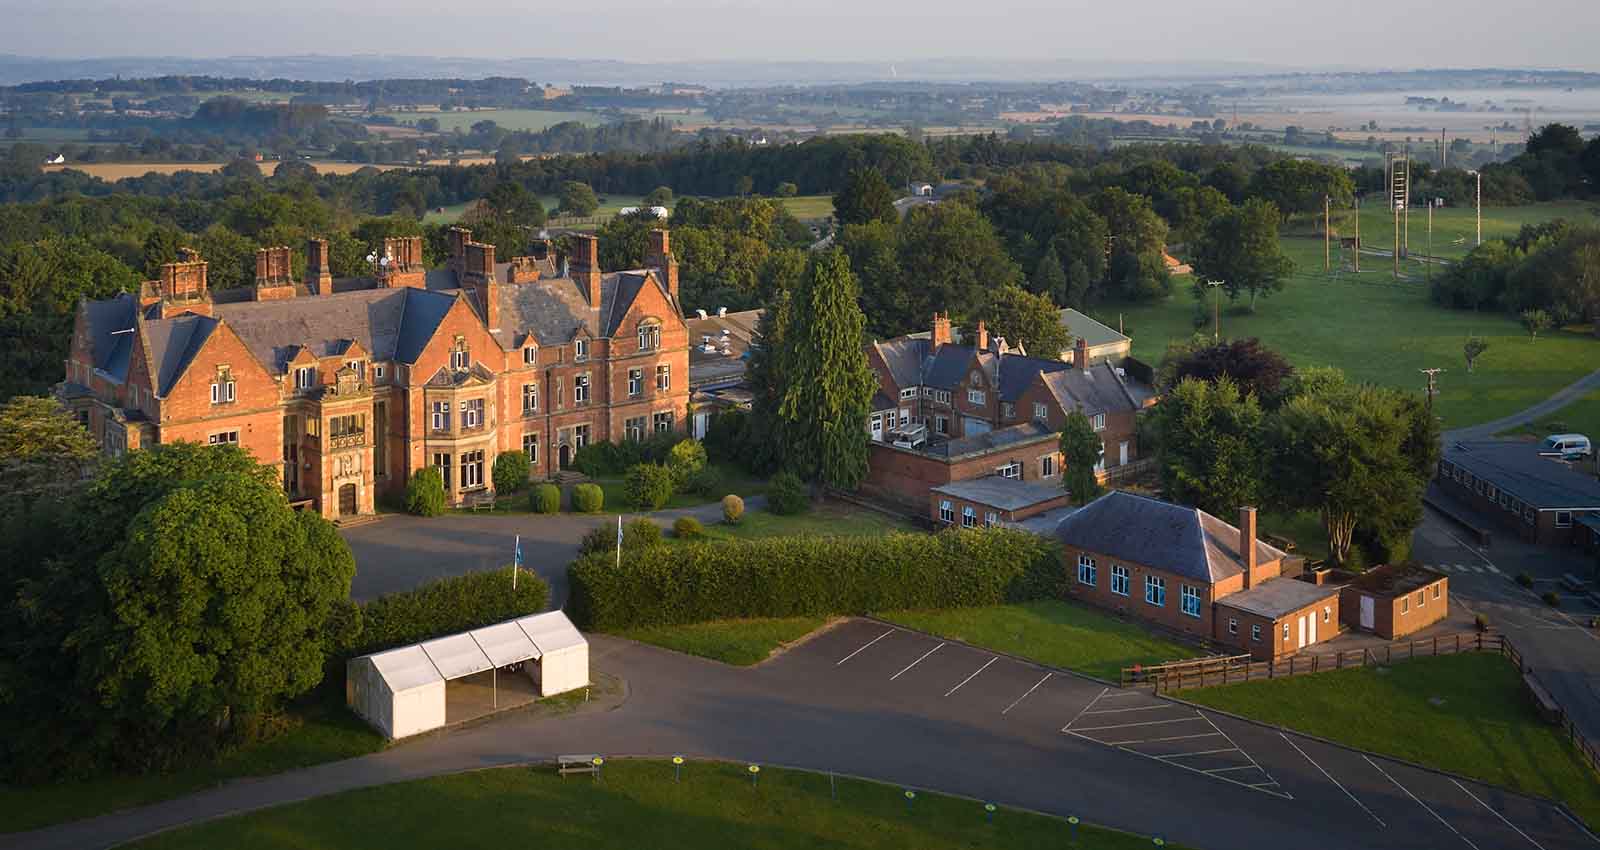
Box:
(430, 400, 450, 431)
(984, 511, 999, 528)
(967, 388, 986, 405)
(637, 321, 660, 351)
(939, 499, 954, 524)
(1077, 555, 1096, 587)
(294, 365, 317, 390)
(1180, 584, 1201, 618)
(1145, 574, 1165, 607)
(997, 461, 1021, 479)
(207, 430, 239, 446)
(961, 506, 977, 528)
(210, 374, 235, 405)
(1110, 564, 1129, 597)
(899, 387, 917, 401)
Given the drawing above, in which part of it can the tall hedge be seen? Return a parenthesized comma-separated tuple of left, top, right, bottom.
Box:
(568, 527, 1059, 631)
(350, 567, 550, 658)
(405, 467, 445, 516)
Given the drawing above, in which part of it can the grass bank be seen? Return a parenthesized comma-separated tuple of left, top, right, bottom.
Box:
(1179, 651, 1600, 827)
(618, 616, 830, 665)
(127, 760, 1185, 850)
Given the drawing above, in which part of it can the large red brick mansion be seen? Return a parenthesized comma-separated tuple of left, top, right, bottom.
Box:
(59, 228, 691, 519)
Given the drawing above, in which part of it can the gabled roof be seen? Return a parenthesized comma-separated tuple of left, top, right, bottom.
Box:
(873, 337, 930, 388)
(1039, 362, 1139, 417)
(143, 312, 218, 397)
(490, 269, 662, 349)
(1055, 491, 1287, 584)
(84, 294, 139, 383)
(1058, 308, 1130, 348)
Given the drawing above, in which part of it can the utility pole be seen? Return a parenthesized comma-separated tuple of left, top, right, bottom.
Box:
(1426, 199, 1434, 285)
(1353, 196, 1361, 272)
(1393, 202, 1400, 279)
(1206, 279, 1225, 342)
(1324, 194, 1331, 273)
(1402, 145, 1410, 261)
(1473, 169, 1482, 246)
(1420, 368, 1444, 415)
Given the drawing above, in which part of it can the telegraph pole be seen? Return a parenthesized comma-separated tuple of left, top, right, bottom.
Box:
(1206, 280, 1225, 342)
(1426, 198, 1434, 284)
(1353, 196, 1361, 272)
(1420, 368, 1444, 415)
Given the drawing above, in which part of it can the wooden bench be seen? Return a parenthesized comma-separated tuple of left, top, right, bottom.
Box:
(558, 754, 602, 777)
(1523, 672, 1563, 724)
(463, 490, 496, 512)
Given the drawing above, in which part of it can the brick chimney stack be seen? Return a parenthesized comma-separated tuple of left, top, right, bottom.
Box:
(646, 229, 679, 302)
(253, 246, 295, 301)
(156, 249, 213, 318)
(931, 312, 952, 348)
(1075, 336, 1089, 372)
(306, 238, 333, 295)
(1240, 506, 1258, 589)
(377, 236, 426, 289)
(463, 241, 499, 329)
(975, 319, 989, 352)
(570, 233, 602, 307)
(447, 227, 472, 279)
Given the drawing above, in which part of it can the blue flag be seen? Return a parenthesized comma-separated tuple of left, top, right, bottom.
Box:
(513, 534, 523, 568)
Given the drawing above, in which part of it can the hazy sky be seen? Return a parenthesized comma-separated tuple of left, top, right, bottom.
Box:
(3, 0, 1597, 71)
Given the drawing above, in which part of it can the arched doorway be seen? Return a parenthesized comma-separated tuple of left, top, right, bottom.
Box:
(338, 483, 357, 516)
(558, 443, 572, 470)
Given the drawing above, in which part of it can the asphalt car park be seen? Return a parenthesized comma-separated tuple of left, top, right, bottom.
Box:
(779, 618, 1599, 850)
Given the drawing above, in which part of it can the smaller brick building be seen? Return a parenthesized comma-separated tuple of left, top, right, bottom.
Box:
(1056, 492, 1339, 660)
(1434, 440, 1600, 548)
(1340, 563, 1449, 639)
(929, 476, 1071, 527)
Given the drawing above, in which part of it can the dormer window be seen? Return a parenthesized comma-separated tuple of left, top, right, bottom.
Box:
(346, 359, 365, 381)
(637, 320, 661, 352)
(295, 366, 316, 390)
(574, 338, 589, 361)
(523, 344, 538, 366)
(450, 348, 469, 371)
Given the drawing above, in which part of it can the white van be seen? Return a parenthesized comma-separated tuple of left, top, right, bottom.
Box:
(1540, 434, 1592, 459)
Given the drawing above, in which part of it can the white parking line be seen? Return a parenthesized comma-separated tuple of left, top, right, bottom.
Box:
(1281, 733, 1386, 827)
(1484, 565, 1501, 574)
(1366, 756, 1480, 849)
(1062, 687, 1109, 731)
(1450, 779, 1546, 850)
(836, 629, 894, 666)
(1083, 704, 1181, 715)
(1073, 717, 1209, 732)
(1001, 673, 1051, 715)
(1096, 689, 1148, 699)
(1160, 747, 1240, 759)
(1104, 732, 1222, 746)
(889, 643, 945, 680)
(1206, 764, 1263, 774)
(943, 657, 997, 696)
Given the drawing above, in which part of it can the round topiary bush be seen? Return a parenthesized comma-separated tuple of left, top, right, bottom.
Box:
(1516, 572, 1534, 588)
(572, 482, 604, 513)
(667, 439, 708, 485)
(768, 470, 809, 516)
(492, 451, 531, 495)
(722, 494, 745, 524)
(625, 518, 663, 549)
(405, 467, 446, 517)
(624, 462, 676, 511)
(1543, 591, 1562, 607)
(673, 515, 705, 539)
(529, 483, 561, 514)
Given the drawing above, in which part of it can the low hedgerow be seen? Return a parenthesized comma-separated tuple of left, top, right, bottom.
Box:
(625, 518, 663, 548)
(350, 568, 550, 658)
(568, 527, 1057, 631)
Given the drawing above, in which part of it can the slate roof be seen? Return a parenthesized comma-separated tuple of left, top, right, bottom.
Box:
(1215, 578, 1337, 619)
(84, 294, 139, 383)
(203, 286, 457, 375)
(1039, 363, 1140, 417)
(1058, 308, 1129, 349)
(929, 421, 1057, 459)
(1443, 440, 1600, 510)
(872, 337, 929, 389)
(931, 476, 1068, 511)
(143, 312, 217, 397)
(1054, 491, 1288, 584)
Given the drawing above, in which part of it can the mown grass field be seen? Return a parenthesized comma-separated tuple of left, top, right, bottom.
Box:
(1098, 236, 1600, 428)
(377, 108, 603, 133)
(882, 600, 1199, 682)
(1341, 199, 1599, 260)
(619, 616, 830, 665)
(1497, 388, 1600, 439)
(126, 760, 1181, 850)
(1180, 652, 1600, 828)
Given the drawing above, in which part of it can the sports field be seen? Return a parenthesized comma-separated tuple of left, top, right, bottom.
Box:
(1322, 199, 1598, 260)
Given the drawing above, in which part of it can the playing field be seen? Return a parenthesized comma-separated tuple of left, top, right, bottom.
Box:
(1097, 236, 1600, 429)
(1327, 199, 1598, 260)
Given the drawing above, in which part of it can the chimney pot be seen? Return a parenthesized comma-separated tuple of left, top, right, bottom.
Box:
(931, 312, 952, 347)
(1075, 336, 1089, 372)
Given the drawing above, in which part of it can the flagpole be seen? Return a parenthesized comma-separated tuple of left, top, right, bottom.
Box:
(616, 515, 623, 568)
(512, 534, 521, 591)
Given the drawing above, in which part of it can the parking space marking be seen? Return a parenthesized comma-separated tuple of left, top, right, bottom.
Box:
(943, 657, 998, 696)
(1162, 747, 1241, 759)
(836, 628, 894, 666)
(1280, 732, 1386, 827)
(1104, 732, 1220, 746)
(1083, 703, 1182, 715)
(1206, 764, 1262, 774)
(1072, 716, 1209, 733)
(1001, 673, 1052, 715)
(1365, 756, 1481, 849)
(1450, 779, 1546, 850)
(889, 643, 945, 680)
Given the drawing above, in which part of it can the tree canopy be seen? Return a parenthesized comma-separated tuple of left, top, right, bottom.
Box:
(1188, 198, 1294, 311)
(1149, 376, 1266, 519)
(1058, 410, 1104, 505)
(832, 167, 898, 227)
(973, 284, 1072, 356)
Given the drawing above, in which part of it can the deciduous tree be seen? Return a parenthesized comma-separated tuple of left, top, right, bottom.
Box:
(1058, 410, 1104, 505)
(1150, 376, 1265, 518)
(973, 285, 1072, 356)
(832, 167, 897, 227)
(1189, 198, 1294, 311)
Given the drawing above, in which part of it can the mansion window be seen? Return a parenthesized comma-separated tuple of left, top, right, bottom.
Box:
(450, 346, 469, 371)
(1251, 624, 1262, 642)
(346, 359, 365, 381)
(1091, 413, 1106, 431)
(961, 506, 977, 528)
(295, 366, 317, 390)
(430, 401, 450, 431)
(967, 388, 986, 405)
(329, 414, 364, 438)
(626, 416, 647, 442)
(656, 364, 671, 391)
(1180, 584, 1201, 618)
(653, 411, 674, 432)
(207, 431, 239, 446)
(1145, 575, 1166, 607)
(637, 322, 661, 351)
(461, 399, 485, 430)
(523, 434, 539, 464)
(1001, 402, 1015, 418)
(1077, 555, 1096, 587)
(210, 376, 235, 405)
(629, 368, 643, 397)
(574, 374, 590, 404)
(374, 363, 386, 382)
(432, 452, 451, 490)
(523, 345, 538, 366)
(522, 383, 539, 414)
(939, 499, 954, 524)
(1110, 564, 1130, 597)
(574, 338, 589, 361)
(899, 387, 917, 401)
(934, 416, 949, 435)
(460, 450, 485, 489)
(573, 424, 591, 448)
(1040, 455, 1056, 477)
(1033, 402, 1048, 421)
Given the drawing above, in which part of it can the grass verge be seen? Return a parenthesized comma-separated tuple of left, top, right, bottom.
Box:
(126, 760, 1186, 850)
(0, 691, 384, 834)
(1179, 652, 1600, 827)
(619, 616, 830, 665)
(704, 502, 911, 540)
(881, 599, 1199, 682)
(1496, 388, 1600, 442)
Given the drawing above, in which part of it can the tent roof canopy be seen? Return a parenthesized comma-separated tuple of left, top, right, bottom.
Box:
(353, 610, 587, 693)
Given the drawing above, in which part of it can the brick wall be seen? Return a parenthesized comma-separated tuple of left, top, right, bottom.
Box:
(1339, 576, 1448, 640)
(1061, 543, 1221, 642)
(928, 490, 1071, 526)
(1213, 596, 1339, 660)
(864, 434, 1062, 510)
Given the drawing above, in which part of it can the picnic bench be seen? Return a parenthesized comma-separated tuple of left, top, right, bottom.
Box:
(558, 754, 602, 777)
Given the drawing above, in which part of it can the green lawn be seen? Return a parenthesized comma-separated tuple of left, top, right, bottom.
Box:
(594, 465, 768, 515)
(1347, 200, 1599, 260)
(1180, 652, 1600, 828)
(421, 200, 475, 224)
(882, 600, 1199, 682)
(776, 194, 835, 221)
(1098, 236, 1600, 428)
(1497, 388, 1600, 440)
(702, 502, 911, 540)
(0, 691, 384, 834)
(381, 108, 604, 133)
(126, 760, 1182, 850)
(619, 616, 830, 665)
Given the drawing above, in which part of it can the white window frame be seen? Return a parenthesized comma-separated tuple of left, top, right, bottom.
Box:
(522, 345, 537, 365)
(1401, 597, 1409, 614)
(1077, 555, 1096, 587)
(295, 366, 316, 389)
(1282, 623, 1290, 640)
(628, 368, 642, 397)
(522, 383, 539, 414)
(430, 401, 450, 431)
(961, 506, 977, 528)
(1145, 574, 1165, 607)
(656, 364, 671, 391)
(523, 434, 538, 463)
(637, 323, 660, 351)
(1040, 455, 1056, 477)
(984, 511, 999, 527)
(899, 387, 917, 400)
(206, 431, 239, 446)
(1033, 402, 1048, 421)
(574, 373, 590, 404)
(1323, 606, 1331, 623)
(967, 388, 986, 405)
(1556, 511, 1573, 528)
(1111, 564, 1130, 597)
(939, 500, 954, 523)
(374, 363, 386, 381)
(450, 348, 469, 370)
(1091, 412, 1106, 431)
(1433, 585, 1441, 600)
(1228, 618, 1238, 636)
(997, 462, 1021, 479)
(574, 338, 589, 361)
(653, 411, 674, 432)
(461, 398, 484, 429)
(1251, 624, 1262, 642)
(1180, 584, 1201, 618)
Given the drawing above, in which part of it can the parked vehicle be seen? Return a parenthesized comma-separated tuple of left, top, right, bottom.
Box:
(1540, 433, 1592, 460)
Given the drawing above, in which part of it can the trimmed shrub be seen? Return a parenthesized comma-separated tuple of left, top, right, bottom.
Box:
(685, 465, 725, 497)
(1543, 591, 1561, 607)
(722, 494, 745, 524)
(625, 518, 663, 548)
(572, 483, 604, 513)
(674, 516, 705, 539)
(1516, 572, 1534, 588)
(492, 451, 530, 495)
(405, 467, 446, 516)
(530, 483, 561, 514)
(352, 568, 550, 658)
(768, 470, 809, 515)
(624, 463, 676, 511)
(667, 439, 707, 485)
(580, 525, 614, 556)
(572, 435, 681, 477)
(568, 527, 1057, 631)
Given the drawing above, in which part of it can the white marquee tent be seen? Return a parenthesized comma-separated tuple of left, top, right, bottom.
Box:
(346, 610, 589, 740)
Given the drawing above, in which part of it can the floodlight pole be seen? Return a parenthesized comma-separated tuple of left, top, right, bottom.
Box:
(1353, 196, 1361, 272)
(1474, 170, 1482, 246)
